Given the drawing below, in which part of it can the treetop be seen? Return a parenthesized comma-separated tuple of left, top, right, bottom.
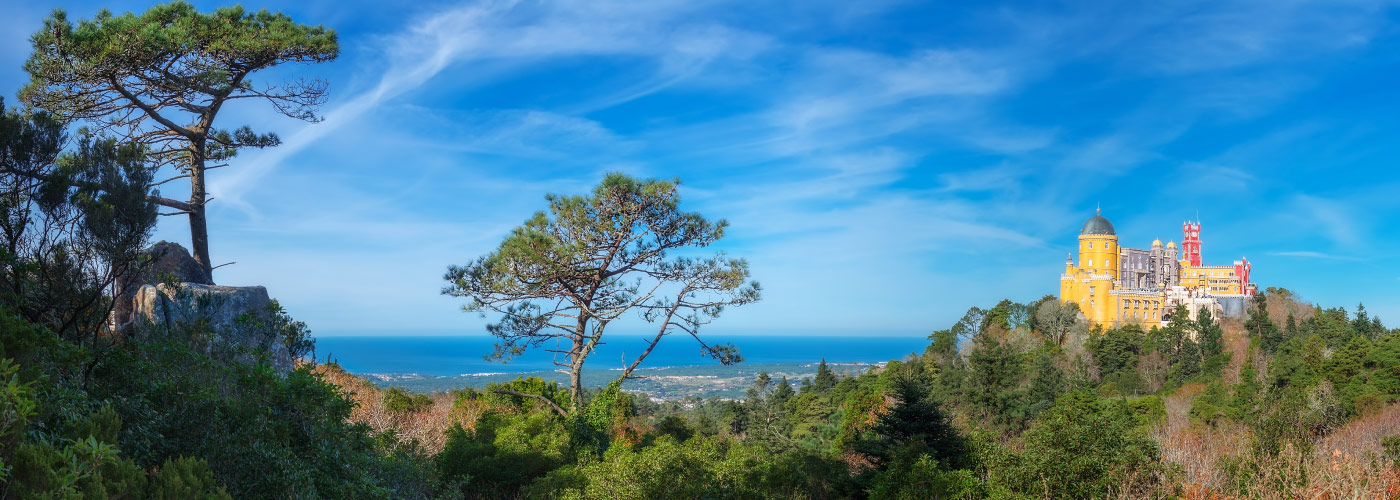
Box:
(22, 1, 338, 124)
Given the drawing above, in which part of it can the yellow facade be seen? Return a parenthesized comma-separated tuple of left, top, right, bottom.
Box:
(1059, 211, 1126, 327)
(1058, 211, 1254, 330)
(1178, 263, 1244, 294)
(1110, 293, 1166, 328)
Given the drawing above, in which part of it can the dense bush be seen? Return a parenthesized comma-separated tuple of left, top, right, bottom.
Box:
(0, 305, 458, 499)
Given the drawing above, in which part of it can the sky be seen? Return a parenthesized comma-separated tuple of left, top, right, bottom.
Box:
(1, 0, 1399, 337)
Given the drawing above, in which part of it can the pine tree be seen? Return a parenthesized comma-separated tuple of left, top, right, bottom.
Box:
(774, 376, 795, 403)
(813, 359, 838, 392)
(22, 2, 338, 279)
(443, 174, 760, 410)
(855, 376, 965, 468)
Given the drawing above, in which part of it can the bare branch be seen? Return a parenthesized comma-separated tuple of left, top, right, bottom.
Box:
(492, 389, 567, 417)
(152, 173, 190, 186)
(148, 196, 195, 212)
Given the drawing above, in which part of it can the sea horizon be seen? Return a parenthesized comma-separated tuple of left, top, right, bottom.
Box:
(313, 334, 931, 377)
(312, 330, 934, 338)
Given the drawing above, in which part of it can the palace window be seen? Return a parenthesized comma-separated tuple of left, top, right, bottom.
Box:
(1088, 242, 1093, 249)
(1088, 259, 1094, 267)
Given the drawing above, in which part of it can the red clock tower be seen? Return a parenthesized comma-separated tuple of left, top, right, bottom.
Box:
(1182, 221, 1201, 266)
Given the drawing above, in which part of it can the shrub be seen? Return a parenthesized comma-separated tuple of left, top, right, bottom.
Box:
(385, 387, 434, 414)
(993, 390, 1166, 498)
(1383, 435, 1400, 468)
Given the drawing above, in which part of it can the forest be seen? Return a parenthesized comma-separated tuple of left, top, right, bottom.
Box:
(1, 2, 1398, 499)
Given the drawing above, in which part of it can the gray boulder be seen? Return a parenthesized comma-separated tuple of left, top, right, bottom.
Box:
(132, 282, 294, 373)
(114, 241, 211, 333)
(145, 240, 213, 285)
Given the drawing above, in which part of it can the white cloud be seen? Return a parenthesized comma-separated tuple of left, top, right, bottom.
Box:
(213, 0, 773, 207)
(1289, 195, 1363, 247)
(1266, 251, 1362, 261)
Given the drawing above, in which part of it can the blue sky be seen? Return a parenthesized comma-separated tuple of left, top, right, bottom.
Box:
(2, 0, 1398, 337)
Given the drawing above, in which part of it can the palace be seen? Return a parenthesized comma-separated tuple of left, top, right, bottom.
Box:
(1059, 209, 1256, 329)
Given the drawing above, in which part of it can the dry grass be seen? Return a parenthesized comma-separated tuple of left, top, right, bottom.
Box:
(308, 362, 465, 453)
(1157, 383, 1244, 491)
(1263, 289, 1315, 327)
(1219, 319, 1250, 386)
(1155, 387, 1400, 499)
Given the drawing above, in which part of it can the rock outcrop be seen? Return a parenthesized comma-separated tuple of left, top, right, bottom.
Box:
(121, 242, 296, 372)
(144, 240, 213, 285)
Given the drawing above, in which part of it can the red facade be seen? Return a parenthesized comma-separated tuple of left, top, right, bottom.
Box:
(1181, 221, 1201, 267)
(1235, 258, 1253, 296)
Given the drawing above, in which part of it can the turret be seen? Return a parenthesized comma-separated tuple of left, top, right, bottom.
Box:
(1164, 241, 1179, 286)
(1182, 221, 1201, 267)
(1074, 208, 1120, 326)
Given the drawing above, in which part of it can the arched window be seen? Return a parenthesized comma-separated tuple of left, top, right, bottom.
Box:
(1088, 242, 1094, 249)
(1088, 259, 1094, 267)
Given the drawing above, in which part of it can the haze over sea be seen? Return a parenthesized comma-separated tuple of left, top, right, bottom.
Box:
(314, 335, 928, 377)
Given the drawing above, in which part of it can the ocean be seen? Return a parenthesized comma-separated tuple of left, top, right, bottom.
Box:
(313, 335, 930, 376)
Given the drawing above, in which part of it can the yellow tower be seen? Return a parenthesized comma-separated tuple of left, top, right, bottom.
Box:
(1060, 209, 1120, 325)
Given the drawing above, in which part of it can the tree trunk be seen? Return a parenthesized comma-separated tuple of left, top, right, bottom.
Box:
(188, 204, 212, 282)
(568, 315, 590, 413)
(187, 148, 214, 283)
(569, 359, 584, 413)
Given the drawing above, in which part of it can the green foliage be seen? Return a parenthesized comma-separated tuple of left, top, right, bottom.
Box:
(385, 387, 434, 414)
(437, 412, 571, 497)
(1382, 435, 1400, 468)
(482, 377, 573, 412)
(1090, 325, 1148, 395)
(1246, 293, 1282, 352)
(0, 101, 155, 345)
(1025, 349, 1067, 418)
(866, 443, 981, 500)
(1128, 395, 1166, 428)
(1189, 381, 1233, 426)
(966, 333, 1027, 429)
(813, 359, 838, 392)
(0, 303, 455, 499)
(526, 436, 854, 500)
(1369, 330, 1400, 396)
(853, 376, 965, 470)
(148, 457, 233, 500)
(653, 415, 694, 442)
(988, 390, 1165, 499)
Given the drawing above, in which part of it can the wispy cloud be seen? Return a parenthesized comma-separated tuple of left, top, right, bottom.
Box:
(1289, 195, 1363, 247)
(214, 0, 772, 207)
(1266, 251, 1362, 261)
(65, 0, 1394, 334)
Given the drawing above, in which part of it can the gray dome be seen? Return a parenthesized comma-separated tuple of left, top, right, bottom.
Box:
(1080, 212, 1115, 236)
